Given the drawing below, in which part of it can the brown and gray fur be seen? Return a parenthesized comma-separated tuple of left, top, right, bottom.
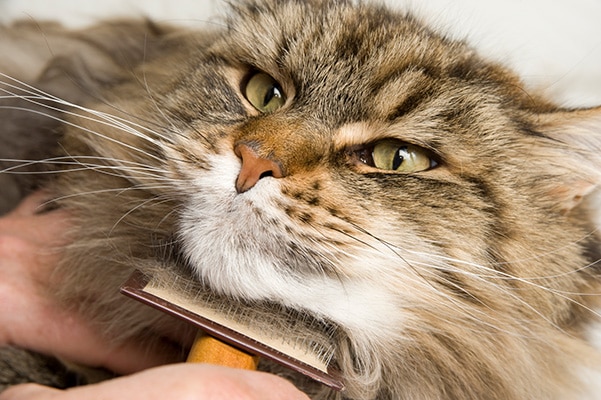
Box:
(2, 0, 601, 399)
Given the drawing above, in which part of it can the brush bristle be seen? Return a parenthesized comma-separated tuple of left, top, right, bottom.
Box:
(120, 270, 344, 390)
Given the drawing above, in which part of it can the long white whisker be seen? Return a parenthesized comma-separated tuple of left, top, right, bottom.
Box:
(407, 252, 601, 324)
(0, 72, 178, 145)
(327, 223, 544, 335)
(0, 104, 169, 164)
(1, 155, 168, 174)
(109, 194, 178, 235)
(342, 220, 600, 333)
(48, 185, 175, 204)
(138, 62, 181, 139)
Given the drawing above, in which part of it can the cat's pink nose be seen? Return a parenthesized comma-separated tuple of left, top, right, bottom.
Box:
(234, 143, 284, 193)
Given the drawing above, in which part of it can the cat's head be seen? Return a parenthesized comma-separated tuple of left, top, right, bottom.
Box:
(55, 0, 601, 398)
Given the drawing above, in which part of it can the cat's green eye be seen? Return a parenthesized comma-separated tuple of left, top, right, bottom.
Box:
(243, 72, 286, 113)
(371, 140, 437, 172)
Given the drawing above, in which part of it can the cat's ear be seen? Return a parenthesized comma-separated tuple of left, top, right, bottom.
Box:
(534, 106, 601, 213)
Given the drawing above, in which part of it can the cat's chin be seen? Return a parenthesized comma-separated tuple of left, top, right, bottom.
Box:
(178, 211, 406, 342)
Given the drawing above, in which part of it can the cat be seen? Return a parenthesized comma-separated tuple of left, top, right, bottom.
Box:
(2, 0, 601, 398)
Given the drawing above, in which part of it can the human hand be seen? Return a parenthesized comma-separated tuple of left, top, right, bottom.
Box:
(0, 192, 179, 374)
(0, 363, 311, 400)
(0, 193, 311, 400)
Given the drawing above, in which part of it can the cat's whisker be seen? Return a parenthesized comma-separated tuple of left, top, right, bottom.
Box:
(337, 220, 594, 334)
(414, 267, 559, 335)
(0, 72, 63, 99)
(3, 3, 601, 396)
(155, 201, 186, 229)
(0, 73, 178, 146)
(0, 102, 168, 164)
(47, 185, 174, 205)
(136, 65, 191, 143)
(340, 214, 601, 338)
(1, 155, 170, 176)
(108, 194, 179, 236)
(480, 231, 600, 280)
(416, 254, 601, 328)
(427, 269, 572, 335)
(62, 157, 172, 181)
(0, 158, 177, 188)
(323, 224, 522, 334)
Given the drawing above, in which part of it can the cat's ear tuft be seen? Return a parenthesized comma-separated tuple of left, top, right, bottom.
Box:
(534, 106, 601, 214)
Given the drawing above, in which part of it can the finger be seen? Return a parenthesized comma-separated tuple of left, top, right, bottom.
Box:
(92, 335, 185, 374)
(66, 365, 311, 400)
(0, 201, 71, 247)
(6, 297, 184, 374)
(9, 191, 54, 217)
(27, 209, 72, 247)
(0, 365, 312, 400)
(0, 383, 61, 400)
(238, 370, 312, 400)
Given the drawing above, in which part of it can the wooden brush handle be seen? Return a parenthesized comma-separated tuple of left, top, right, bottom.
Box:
(187, 333, 259, 370)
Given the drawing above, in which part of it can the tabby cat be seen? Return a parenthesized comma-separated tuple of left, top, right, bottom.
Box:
(2, 0, 601, 399)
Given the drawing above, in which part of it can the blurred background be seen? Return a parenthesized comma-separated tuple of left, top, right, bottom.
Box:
(1, 0, 600, 107)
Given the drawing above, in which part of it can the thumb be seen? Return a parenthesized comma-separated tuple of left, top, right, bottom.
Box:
(0, 384, 61, 400)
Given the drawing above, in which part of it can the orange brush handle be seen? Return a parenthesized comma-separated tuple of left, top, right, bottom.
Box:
(187, 333, 259, 370)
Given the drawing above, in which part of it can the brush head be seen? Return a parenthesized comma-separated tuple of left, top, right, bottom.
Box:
(120, 270, 344, 391)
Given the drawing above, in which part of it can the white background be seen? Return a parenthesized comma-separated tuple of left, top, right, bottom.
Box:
(1, 0, 601, 107)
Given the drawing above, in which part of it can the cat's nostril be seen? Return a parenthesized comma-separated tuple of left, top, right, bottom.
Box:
(234, 144, 283, 193)
(259, 170, 274, 179)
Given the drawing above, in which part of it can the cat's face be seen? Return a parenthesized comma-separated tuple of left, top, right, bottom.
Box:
(158, 2, 498, 337)
(52, 0, 601, 398)
(129, 0, 595, 334)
